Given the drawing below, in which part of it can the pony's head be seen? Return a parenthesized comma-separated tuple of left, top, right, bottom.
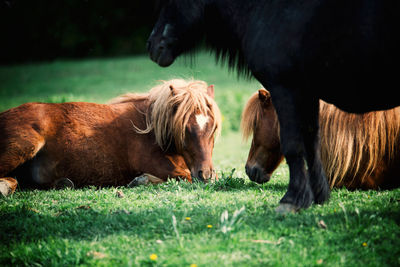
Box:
(137, 79, 221, 182)
(241, 89, 284, 184)
(147, 0, 206, 67)
(148, 0, 250, 76)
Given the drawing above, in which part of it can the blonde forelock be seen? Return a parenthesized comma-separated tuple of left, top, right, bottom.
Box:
(135, 79, 221, 150)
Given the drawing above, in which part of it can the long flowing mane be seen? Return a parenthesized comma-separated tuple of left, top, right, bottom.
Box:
(240, 90, 278, 141)
(114, 79, 221, 150)
(240, 91, 264, 141)
(320, 102, 400, 188)
(241, 90, 400, 188)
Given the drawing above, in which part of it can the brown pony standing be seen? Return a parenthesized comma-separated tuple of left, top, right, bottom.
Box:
(242, 89, 400, 190)
(0, 79, 221, 196)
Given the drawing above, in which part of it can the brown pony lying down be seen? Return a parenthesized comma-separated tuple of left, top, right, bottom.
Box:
(242, 89, 400, 190)
(0, 79, 222, 196)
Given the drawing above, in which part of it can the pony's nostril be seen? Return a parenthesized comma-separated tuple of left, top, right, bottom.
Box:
(158, 40, 167, 50)
(246, 166, 264, 183)
(197, 169, 213, 182)
(245, 165, 256, 179)
(251, 168, 258, 180)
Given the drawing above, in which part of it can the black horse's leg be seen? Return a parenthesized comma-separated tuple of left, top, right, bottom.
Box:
(301, 100, 330, 204)
(269, 85, 314, 211)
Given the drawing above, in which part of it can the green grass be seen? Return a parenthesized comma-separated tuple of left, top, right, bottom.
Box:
(1, 53, 400, 266)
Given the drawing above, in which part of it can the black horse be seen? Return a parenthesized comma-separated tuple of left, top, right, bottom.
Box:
(147, 0, 400, 212)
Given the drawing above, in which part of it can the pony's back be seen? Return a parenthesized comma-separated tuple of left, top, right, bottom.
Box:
(0, 100, 140, 187)
(319, 102, 400, 189)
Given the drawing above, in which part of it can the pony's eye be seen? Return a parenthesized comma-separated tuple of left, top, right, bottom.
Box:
(187, 127, 198, 137)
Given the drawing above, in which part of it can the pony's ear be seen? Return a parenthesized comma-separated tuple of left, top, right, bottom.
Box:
(258, 89, 271, 104)
(169, 85, 175, 96)
(207, 84, 215, 98)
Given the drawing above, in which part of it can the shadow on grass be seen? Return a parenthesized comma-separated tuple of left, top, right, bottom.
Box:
(1, 194, 399, 247)
(191, 176, 288, 193)
(261, 182, 288, 192)
(0, 205, 179, 244)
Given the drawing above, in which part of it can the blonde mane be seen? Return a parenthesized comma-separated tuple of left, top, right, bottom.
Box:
(320, 102, 400, 188)
(240, 89, 277, 141)
(107, 92, 148, 105)
(129, 79, 222, 150)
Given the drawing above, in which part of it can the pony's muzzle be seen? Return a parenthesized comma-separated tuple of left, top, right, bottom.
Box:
(147, 30, 177, 67)
(245, 164, 271, 184)
(194, 169, 215, 183)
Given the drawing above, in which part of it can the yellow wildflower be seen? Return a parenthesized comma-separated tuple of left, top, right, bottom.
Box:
(207, 224, 213, 228)
(185, 217, 191, 221)
(150, 254, 158, 261)
(362, 242, 367, 247)
(190, 264, 198, 267)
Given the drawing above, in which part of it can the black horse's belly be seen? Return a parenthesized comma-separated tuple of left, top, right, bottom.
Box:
(303, 58, 399, 113)
(273, 0, 400, 113)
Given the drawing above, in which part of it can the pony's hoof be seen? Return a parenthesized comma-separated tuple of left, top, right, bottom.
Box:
(0, 178, 18, 197)
(275, 203, 300, 214)
(313, 183, 330, 205)
(54, 178, 75, 189)
(127, 175, 149, 187)
(314, 190, 330, 205)
(0, 181, 11, 197)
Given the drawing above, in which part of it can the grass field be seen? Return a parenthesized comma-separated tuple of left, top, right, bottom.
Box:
(1, 53, 399, 266)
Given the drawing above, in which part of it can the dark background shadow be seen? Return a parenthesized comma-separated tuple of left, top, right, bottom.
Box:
(0, 0, 158, 64)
